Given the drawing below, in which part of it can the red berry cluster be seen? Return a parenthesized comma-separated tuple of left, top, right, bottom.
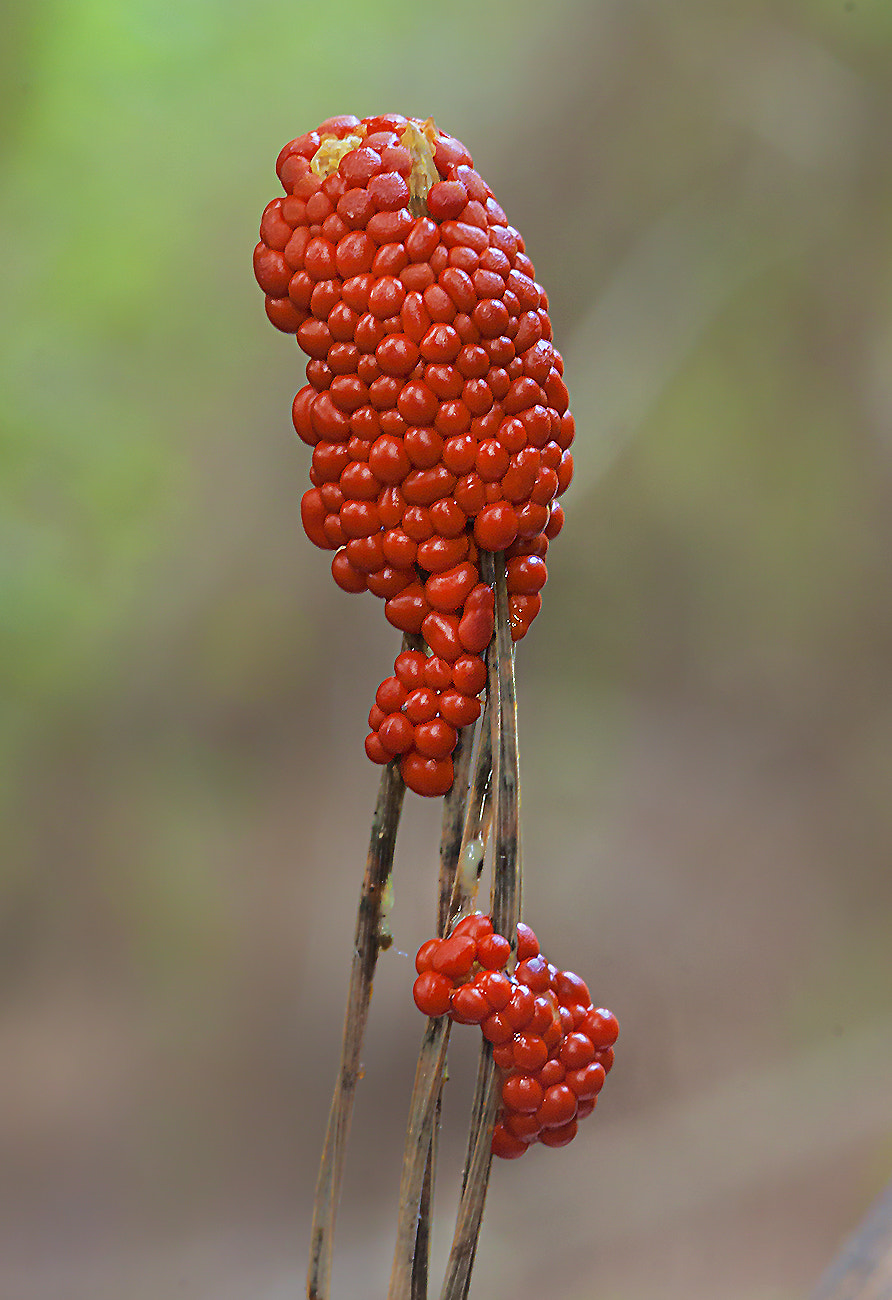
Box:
(253, 115, 574, 796)
(412, 914, 617, 1159)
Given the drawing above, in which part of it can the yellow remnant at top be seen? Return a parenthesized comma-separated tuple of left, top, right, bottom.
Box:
(310, 131, 366, 179)
(401, 118, 440, 215)
(307, 117, 442, 216)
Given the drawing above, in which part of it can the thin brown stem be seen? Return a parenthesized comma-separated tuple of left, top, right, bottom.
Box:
(438, 721, 477, 933)
(388, 1016, 452, 1300)
(411, 722, 478, 1300)
(306, 746, 407, 1298)
(439, 551, 522, 1300)
(389, 688, 496, 1300)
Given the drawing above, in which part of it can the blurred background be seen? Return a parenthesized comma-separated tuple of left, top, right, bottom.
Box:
(2, 0, 892, 1296)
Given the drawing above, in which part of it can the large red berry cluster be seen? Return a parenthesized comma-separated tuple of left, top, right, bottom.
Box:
(412, 914, 617, 1159)
(253, 115, 574, 797)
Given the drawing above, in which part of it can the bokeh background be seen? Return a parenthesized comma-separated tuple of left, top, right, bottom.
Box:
(3, 1, 892, 1297)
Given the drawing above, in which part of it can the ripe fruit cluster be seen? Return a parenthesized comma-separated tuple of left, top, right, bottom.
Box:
(253, 114, 574, 796)
(413, 914, 617, 1158)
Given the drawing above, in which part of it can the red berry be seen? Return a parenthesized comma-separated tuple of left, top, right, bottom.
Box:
(538, 1119, 578, 1148)
(385, 584, 430, 634)
(452, 655, 487, 696)
(501, 1074, 545, 1114)
(581, 1008, 619, 1049)
(529, 994, 559, 1035)
(365, 732, 389, 764)
(476, 970, 512, 1011)
(414, 719, 458, 760)
(556, 972, 590, 1008)
(512, 1033, 548, 1073)
(595, 1047, 615, 1075)
(536, 1084, 578, 1129)
(505, 1112, 542, 1143)
(421, 611, 462, 661)
(379, 712, 415, 755)
(400, 752, 453, 797)
(492, 1042, 516, 1070)
(450, 984, 490, 1025)
(425, 562, 477, 614)
(452, 912, 493, 940)
(473, 502, 519, 552)
(438, 689, 482, 727)
(535, 1058, 566, 1089)
(457, 602, 494, 655)
(565, 1062, 606, 1101)
(503, 985, 535, 1031)
(491, 1123, 528, 1160)
(542, 1017, 562, 1051)
(431, 933, 476, 978)
(415, 938, 441, 973)
(516, 956, 551, 993)
(516, 923, 540, 959)
(559, 1032, 596, 1071)
(376, 675, 407, 713)
(413, 971, 452, 1017)
(331, 549, 368, 593)
(476, 932, 511, 970)
(482, 1011, 513, 1044)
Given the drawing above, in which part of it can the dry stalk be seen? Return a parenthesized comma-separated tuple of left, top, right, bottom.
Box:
(306, 754, 406, 1300)
(389, 693, 495, 1300)
(438, 551, 521, 1300)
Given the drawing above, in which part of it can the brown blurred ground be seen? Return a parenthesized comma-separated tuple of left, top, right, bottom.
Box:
(2, 1, 892, 1297)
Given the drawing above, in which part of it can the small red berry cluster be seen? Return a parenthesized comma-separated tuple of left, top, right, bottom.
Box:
(253, 114, 573, 797)
(412, 914, 617, 1159)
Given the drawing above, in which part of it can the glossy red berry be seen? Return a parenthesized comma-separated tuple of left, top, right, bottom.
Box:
(476, 932, 511, 970)
(413, 971, 453, 1017)
(501, 1074, 544, 1114)
(491, 1123, 528, 1159)
(415, 938, 441, 973)
(514, 923, 539, 960)
(450, 984, 490, 1025)
(536, 1083, 578, 1129)
(476, 970, 512, 1011)
(538, 1119, 578, 1148)
(431, 933, 476, 978)
(581, 1008, 620, 1048)
(452, 912, 493, 940)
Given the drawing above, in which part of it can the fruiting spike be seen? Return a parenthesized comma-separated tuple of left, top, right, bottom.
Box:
(254, 115, 575, 795)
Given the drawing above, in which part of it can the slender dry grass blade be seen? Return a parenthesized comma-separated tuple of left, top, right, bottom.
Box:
(307, 755, 406, 1300)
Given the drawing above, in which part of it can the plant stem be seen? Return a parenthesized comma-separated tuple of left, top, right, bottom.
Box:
(306, 756, 406, 1300)
(439, 551, 522, 1300)
(389, 658, 497, 1300)
(411, 722, 477, 1300)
